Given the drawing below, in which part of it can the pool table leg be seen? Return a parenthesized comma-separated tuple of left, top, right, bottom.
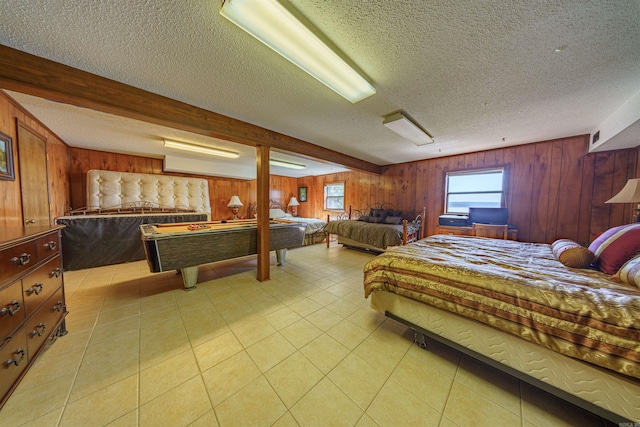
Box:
(276, 249, 286, 266)
(180, 266, 199, 290)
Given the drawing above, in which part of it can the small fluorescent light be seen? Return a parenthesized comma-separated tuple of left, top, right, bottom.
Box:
(383, 112, 434, 146)
(220, 0, 375, 103)
(270, 159, 306, 170)
(164, 139, 239, 158)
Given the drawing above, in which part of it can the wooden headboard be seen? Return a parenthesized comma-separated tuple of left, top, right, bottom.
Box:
(86, 169, 211, 218)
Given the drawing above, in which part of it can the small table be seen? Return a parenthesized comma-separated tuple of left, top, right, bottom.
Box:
(140, 220, 306, 289)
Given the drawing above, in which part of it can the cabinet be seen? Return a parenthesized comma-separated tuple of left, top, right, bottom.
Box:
(437, 225, 518, 240)
(0, 226, 67, 409)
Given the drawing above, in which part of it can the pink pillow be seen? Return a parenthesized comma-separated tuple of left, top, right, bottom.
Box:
(588, 223, 640, 274)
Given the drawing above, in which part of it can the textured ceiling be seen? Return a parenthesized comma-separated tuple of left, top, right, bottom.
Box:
(1, 0, 639, 179)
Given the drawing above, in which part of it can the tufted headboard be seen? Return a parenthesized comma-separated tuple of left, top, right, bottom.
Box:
(86, 169, 211, 218)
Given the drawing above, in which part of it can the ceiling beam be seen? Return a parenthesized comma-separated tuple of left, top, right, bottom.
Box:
(0, 44, 382, 175)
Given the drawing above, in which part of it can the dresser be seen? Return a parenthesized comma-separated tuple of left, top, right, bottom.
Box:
(0, 226, 67, 408)
(436, 225, 518, 240)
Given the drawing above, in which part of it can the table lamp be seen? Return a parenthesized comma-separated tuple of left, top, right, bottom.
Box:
(605, 178, 640, 223)
(288, 196, 300, 216)
(227, 195, 243, 220)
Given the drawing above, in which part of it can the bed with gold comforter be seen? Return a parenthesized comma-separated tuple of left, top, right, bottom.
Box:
(363, 234, 640, 422)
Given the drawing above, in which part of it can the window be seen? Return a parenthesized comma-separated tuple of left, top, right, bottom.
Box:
(445, 168, 505, 214)
(324, 182, 345, 210)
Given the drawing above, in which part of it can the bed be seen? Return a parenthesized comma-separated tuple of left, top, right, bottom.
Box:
(363, 232, 640, 423)
(56, 169, 211, 270)
(251, 201, 327, 245)
(324, 205, 425, 251)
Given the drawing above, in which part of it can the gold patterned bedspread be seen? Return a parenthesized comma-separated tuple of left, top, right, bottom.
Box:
(324, 220, 419, 249)
(363, 235, 640, 379)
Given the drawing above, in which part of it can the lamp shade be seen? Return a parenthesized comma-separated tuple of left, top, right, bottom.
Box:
(605, 179, 640, 203)
(227, 195, 243, 207)
(289, 197, 300, 207)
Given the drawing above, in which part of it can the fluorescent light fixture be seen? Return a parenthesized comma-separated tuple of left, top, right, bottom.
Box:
(164, 139, 239, 158)
(220, 0, 375, 103)
(269, 159, 306, 170)
(383, 112, 434, 146)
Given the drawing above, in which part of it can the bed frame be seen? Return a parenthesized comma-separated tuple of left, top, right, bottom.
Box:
(326, 204, 426, 251)
(371, 291, 639, 424)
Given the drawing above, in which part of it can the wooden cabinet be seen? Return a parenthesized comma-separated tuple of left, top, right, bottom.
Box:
(437, 225, 518, 241)
(0, 226, 67, 409)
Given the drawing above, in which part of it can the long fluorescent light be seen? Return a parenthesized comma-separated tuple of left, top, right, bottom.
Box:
(270, 159, 306, 170)
(164, 139, 239, 158)
(383, 112, 434, 146)
(220, 0, 375, 103)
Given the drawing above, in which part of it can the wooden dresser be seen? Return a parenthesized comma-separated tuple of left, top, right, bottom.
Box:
(0, 226, 67, 408)
(437, 225, 518, 240)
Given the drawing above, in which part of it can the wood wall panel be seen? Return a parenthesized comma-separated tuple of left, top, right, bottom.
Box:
(0, 91, 70, 227)
(1, 88, 637, 246)
(66, 146, 298, 220)
(305, 135, 638, 244)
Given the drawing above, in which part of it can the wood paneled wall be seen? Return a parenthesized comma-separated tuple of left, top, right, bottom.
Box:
(303, 135, 639, 245)
(68, 147, 298, 220)
(0, 91, 70, 227)
(2, 89, 638, 245)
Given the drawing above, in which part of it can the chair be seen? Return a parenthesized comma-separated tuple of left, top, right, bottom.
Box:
(472, 223, 509, 239)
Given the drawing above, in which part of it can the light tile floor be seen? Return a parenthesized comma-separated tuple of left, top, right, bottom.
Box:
(0, 242, 616, 426)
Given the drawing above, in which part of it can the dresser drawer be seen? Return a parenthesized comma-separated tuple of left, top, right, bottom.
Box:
(0, 330, 28, 401)
(0, 241, 36, 286)
(0, 281, 25, 342)
(22, 257, 62, 316)
(35, 232, 60, 261)
(26, 287, 65, 357)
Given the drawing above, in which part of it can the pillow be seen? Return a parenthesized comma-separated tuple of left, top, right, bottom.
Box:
(368, 216, 386, 223)
(386, 209, 403, 217)
(614, 255, 640, 288)
(370, 208, 385, 218)
(588, 223, 640, 274)
(384, 216, 403, 225)
(268, 208, 287, 219)
(550, 239, 595, 269)
(358, 215, 370, 222)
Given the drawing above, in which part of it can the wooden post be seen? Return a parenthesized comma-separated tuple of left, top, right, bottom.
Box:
(421, 206, 427, 239)
(256, 146, 270, 281)
(402, 220, 408, 245)
(326, 214, 330, 248)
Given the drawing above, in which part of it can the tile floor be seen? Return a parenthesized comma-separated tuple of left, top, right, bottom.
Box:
(0, 242, 616, 426)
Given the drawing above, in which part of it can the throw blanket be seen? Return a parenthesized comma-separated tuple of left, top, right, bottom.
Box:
(363, 235, 640, 378)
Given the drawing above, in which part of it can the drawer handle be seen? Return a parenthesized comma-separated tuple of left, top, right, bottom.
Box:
(0, 300, 21, 317)
(43, 241, 57, 251)
(52, 301, 66, 312)
(50, 268, 62, 278)
(5, 348, 25, 367)
(10, 253, 31, 266)
(26, 283, 43, 296)
(31, 323, 46, 337)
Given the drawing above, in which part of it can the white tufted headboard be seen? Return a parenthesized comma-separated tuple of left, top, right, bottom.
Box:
(86, 170, 211, 218)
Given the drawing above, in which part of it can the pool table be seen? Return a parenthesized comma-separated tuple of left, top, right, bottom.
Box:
(140, 219, 305, 289)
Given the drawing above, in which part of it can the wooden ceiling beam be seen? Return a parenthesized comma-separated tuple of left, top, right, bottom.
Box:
(0, 44, 382, 175)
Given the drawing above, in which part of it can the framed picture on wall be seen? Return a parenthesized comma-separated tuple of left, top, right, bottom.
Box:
(298, 187, 307, 202)
(0, 132, 15, 181)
